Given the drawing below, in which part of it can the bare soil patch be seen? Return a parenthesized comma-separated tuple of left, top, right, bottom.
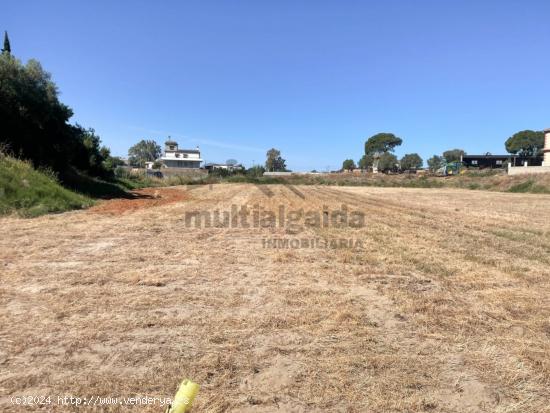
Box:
(88, 187, 188, 215)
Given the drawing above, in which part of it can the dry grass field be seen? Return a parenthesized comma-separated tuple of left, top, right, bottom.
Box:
(1, 184, 549, 412)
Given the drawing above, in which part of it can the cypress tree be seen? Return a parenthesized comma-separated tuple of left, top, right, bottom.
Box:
(2, 31, 11, 55)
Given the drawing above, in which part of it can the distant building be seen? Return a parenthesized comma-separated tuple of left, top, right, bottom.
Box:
(160, 139, 203, 169)
(204, 162, 245, 173)
(462, 153, 542, 169)
(462, 154, 508, 169)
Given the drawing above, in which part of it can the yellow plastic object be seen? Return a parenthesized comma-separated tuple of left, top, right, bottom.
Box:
(169, 379, 200, 413)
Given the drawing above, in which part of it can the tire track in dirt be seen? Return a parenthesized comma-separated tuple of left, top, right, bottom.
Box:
(314, 186, 550, 270)
(232, 185, 496, 411)
(296, 186, 498, 412)
(306, 186, 550, 411)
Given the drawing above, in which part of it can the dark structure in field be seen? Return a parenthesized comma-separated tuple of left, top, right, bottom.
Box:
(461, 154, 543, 169)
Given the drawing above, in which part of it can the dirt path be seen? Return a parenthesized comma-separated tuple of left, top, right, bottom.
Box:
(1, 184, 549, 412)
(88, 187, 189, 215)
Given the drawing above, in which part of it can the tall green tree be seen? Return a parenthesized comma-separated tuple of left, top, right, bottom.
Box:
(362, 133, 402, 169)
(365, 133, 403, 155)
(2, 31, 10, 55)
(342, 159, 356, 171)
(127, 139, 161, 167)
(505, 130, 544, 156)
(442, 149, 465, 163)
(400, 153, 423, 170)
(265, 148, 287, 171)
(0, 51, 111, 177)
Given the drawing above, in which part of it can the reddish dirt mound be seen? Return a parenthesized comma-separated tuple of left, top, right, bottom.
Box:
(88, 187, 188, 215)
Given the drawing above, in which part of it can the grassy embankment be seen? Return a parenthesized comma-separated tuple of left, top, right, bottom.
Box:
(0, 153, 160, 217)
(0, 154, 93, 217)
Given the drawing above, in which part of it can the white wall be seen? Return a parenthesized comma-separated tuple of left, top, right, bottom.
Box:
(508, 166, 550, 176)
(544, 131, 550, 166)
(163, 152, 201, 160)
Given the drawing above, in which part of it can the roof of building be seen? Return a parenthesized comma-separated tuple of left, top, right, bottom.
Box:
(463, 154, 541, 159)
(164, 147, 201, 154)
(462, 154, 510, 160)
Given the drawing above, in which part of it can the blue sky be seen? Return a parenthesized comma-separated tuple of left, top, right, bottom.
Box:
(4, 0, 550, 170)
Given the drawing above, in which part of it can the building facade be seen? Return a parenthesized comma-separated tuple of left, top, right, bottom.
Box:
(462, 154, 543, 169)
(160, 139, 203, 169)
(544, 128, 550, 167)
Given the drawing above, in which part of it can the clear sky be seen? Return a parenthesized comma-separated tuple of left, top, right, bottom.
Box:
(4, 0, 550, 170)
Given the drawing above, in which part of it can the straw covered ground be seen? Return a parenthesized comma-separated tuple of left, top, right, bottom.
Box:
(1, 184, 549, 412)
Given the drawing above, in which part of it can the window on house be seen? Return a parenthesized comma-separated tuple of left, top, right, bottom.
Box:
(496, 160, 502, 165)
(472, 160, 478, 165)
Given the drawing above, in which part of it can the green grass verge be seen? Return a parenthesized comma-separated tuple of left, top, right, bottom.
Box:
(0, 154, 94, 217)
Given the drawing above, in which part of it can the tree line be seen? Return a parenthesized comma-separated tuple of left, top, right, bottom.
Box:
(343, 129, 546, 173)
(0, 31, 121, 182)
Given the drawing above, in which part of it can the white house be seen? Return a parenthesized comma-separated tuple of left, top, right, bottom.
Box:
(160, 139, 203, 169)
